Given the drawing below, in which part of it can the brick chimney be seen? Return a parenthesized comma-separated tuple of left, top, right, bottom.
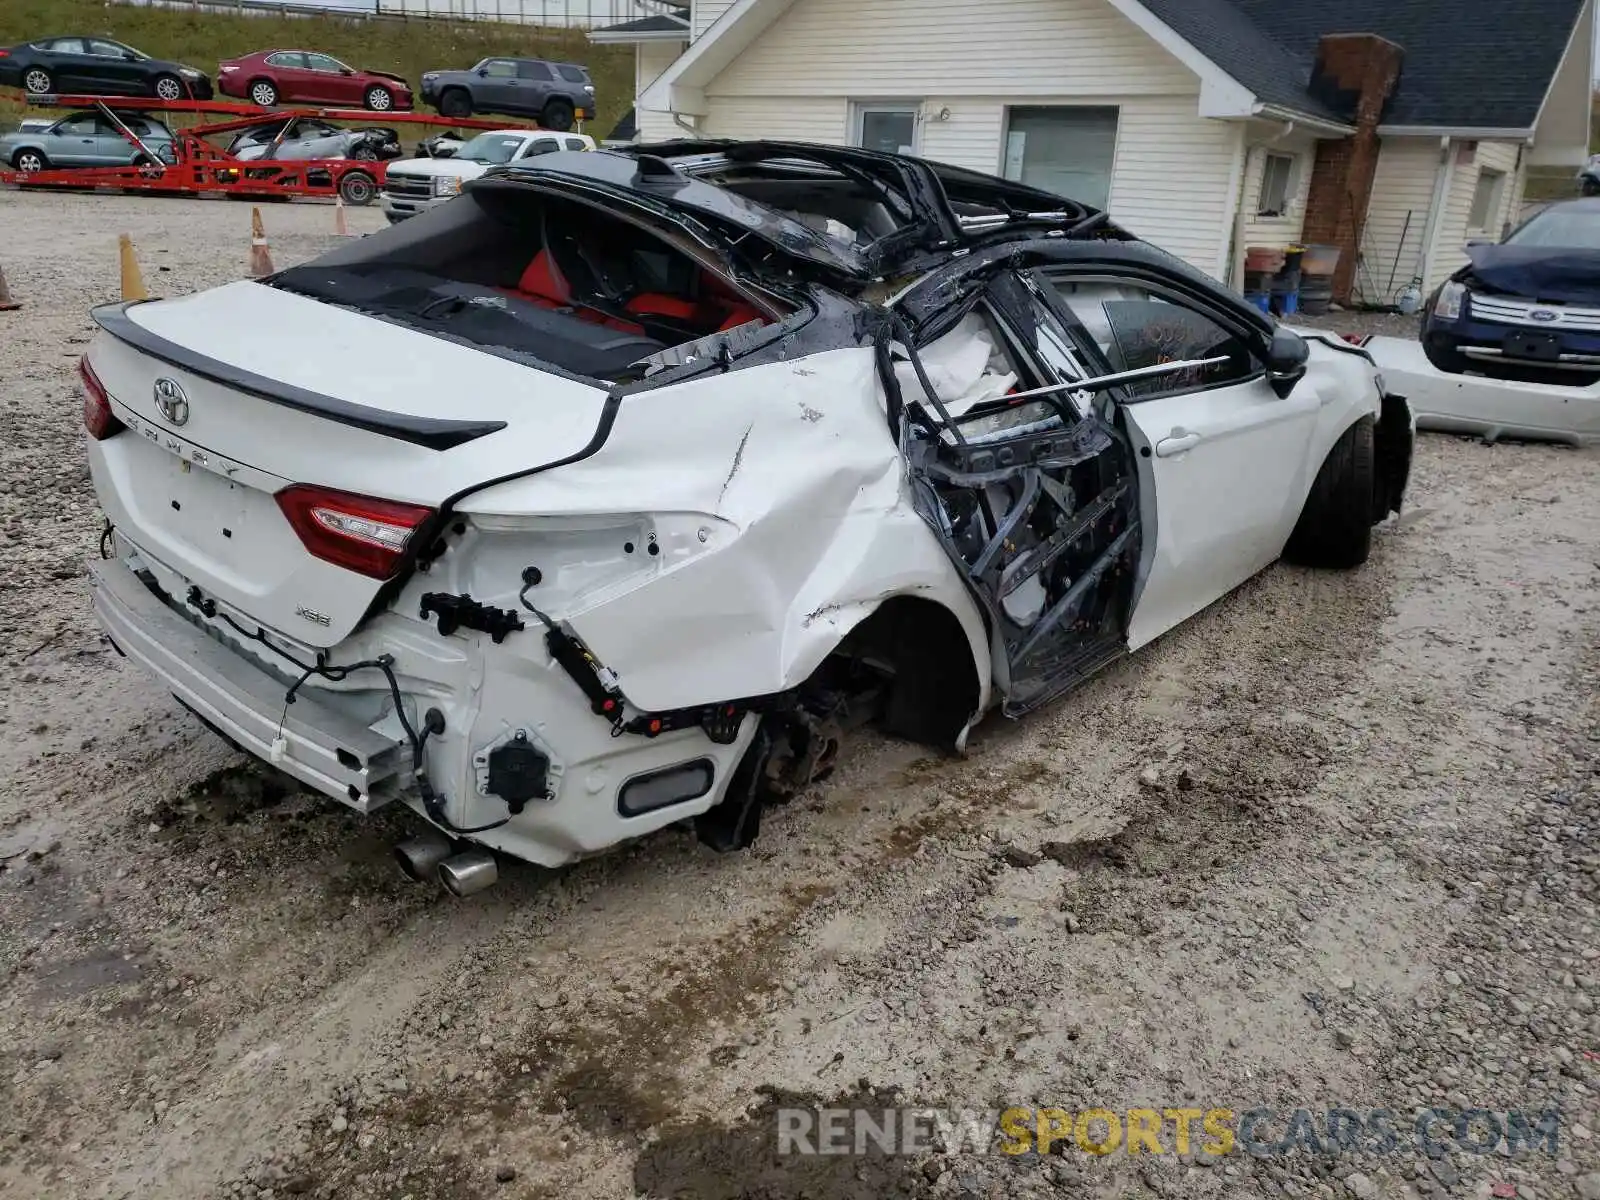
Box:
(1299, 33, 1404, 303)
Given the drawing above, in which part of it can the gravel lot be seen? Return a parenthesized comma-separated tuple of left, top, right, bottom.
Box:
(1, 189, 1598, 1200)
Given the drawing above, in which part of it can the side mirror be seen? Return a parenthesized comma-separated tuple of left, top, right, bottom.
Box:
(340, 66, 354, 75)
(1265, 327, 1309, 398)
(476, 67, 489, 77)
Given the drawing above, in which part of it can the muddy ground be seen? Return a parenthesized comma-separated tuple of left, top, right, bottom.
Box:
(0, 191, 1597, 1200)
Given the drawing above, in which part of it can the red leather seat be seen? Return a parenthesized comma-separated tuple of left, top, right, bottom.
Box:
(517, 249, 573, 306)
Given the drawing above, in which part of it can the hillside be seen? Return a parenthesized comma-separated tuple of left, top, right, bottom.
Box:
(0, 0, 632, 136)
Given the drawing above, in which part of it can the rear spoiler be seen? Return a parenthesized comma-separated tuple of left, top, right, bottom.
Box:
(90, 300, 506, 451)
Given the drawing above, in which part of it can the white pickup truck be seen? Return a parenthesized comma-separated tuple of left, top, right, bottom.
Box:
(380, 128, 594, 222)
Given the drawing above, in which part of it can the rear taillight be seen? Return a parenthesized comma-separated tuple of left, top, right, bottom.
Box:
(275, 484, 434, 580)
(79, 357, 125, 440)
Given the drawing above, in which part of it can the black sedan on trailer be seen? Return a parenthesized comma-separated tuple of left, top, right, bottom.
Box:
(0, 36, 213, 100)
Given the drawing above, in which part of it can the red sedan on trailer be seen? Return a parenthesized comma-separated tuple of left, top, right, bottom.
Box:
(217, 50, 413, 111)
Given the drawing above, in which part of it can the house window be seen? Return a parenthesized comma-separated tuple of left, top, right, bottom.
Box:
(853, 104, 919, 155)
(1257, 152, 1297, 218)
(1001, 107, 1119, 210)
(1468, 168, 1506, 232)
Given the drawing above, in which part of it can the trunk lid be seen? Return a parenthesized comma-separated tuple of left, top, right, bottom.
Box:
(88, 282, 611, 646)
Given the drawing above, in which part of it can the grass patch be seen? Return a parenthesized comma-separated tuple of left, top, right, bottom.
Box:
(0, 0, 632, 140)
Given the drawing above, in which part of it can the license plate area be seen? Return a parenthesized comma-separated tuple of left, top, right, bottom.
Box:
(152, 452, 259, 570)
(1503, 331, 1562, 361)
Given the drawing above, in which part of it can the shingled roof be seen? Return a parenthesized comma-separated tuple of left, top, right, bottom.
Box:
(589, 7, 690, 42)
(1138, 0, 1586, 130)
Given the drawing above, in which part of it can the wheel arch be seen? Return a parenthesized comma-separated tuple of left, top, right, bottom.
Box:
(819, 591, 990, 749)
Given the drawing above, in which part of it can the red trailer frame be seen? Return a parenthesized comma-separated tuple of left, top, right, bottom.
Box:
(0, 94, 530, 203)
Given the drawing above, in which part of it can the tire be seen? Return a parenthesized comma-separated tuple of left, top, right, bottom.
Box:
(1422, 331, 1470, 375)
(350, 145, 378, 161)
(364, 85, 393, 112)
(152, 74, 185, 101)
(12, 148, 49, 172)
(249, 78, 278, 107)
(1284, 418, 1376, 570)
(1583, 177, 1600, 197)
(540, 98, 575, 132)
(22, 67, 53, 95)
(338, 170, 376, 207)
(438, 89, 472, 119)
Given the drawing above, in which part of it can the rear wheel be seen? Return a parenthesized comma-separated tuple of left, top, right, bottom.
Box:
(364, 85, 393, 111)
(152, 74, 185, 101)
(541, 98, 575, 131)
(1284, 418, 1376, 570)
(350, 145, 378, 161)
(338, 170, 376, 207)
(13, 149, 49, 172)
(249, 78, 278, 107)
(1583, 177, 1600, 197)
(438, 89, 472, 119)
(22, 67, 53, 94)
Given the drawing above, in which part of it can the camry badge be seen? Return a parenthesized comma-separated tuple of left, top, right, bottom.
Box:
(153, 378, 190, 426)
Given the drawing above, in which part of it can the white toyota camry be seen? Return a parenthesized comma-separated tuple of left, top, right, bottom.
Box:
(80, 141, 1414, 894)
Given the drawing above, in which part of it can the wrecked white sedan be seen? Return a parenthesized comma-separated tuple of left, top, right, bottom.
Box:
(81, 141, 1413, 893)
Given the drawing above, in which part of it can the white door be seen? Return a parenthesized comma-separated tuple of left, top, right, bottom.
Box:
(1045, 277, 1322, 648)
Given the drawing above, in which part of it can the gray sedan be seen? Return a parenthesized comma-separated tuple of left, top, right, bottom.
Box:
(0, 110, 177, 171)
(226, 118, 400, 163)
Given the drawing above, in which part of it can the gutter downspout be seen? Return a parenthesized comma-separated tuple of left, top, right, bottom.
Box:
(1227, 119, 1295, 289)
(1416, 136, 1456, 298)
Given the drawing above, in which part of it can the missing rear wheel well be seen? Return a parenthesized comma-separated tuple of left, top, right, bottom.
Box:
(835, 596, 980, 748)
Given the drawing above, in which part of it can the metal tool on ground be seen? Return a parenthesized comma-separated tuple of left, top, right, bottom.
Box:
(0, 263, 19, 312)
(249, 208, 274, 277)
(119, 233, 148, 302)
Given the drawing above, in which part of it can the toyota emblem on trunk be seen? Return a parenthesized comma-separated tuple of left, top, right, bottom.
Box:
(153, 378, 190, 426)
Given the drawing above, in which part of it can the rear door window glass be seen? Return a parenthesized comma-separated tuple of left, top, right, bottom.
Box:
(518, 61, 554, 81)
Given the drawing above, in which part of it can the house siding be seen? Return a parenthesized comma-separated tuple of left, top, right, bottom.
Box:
(700, 96, 849, 141)
(636, 40, 686, 142)
(691, 0, 1239, 276)
(693, 0, 738, 39)
(1430, 139, 1525, 283)
(1355, 138, 1442, 306)
(705, 0, 1195, 97)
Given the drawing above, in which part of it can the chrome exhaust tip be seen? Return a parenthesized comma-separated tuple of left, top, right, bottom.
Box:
(394, 835, 453, 883)
(437, 849, 498, 897)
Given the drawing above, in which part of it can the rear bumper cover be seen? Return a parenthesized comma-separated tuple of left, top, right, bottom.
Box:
(91, 554, 409, 812)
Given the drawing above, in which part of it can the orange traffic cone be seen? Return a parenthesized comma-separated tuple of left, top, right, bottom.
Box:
(334, 194, 351, 237)
(0, 262, 18, 312)
(248, 207, 275, 277)
(119, 233, 148, 302)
